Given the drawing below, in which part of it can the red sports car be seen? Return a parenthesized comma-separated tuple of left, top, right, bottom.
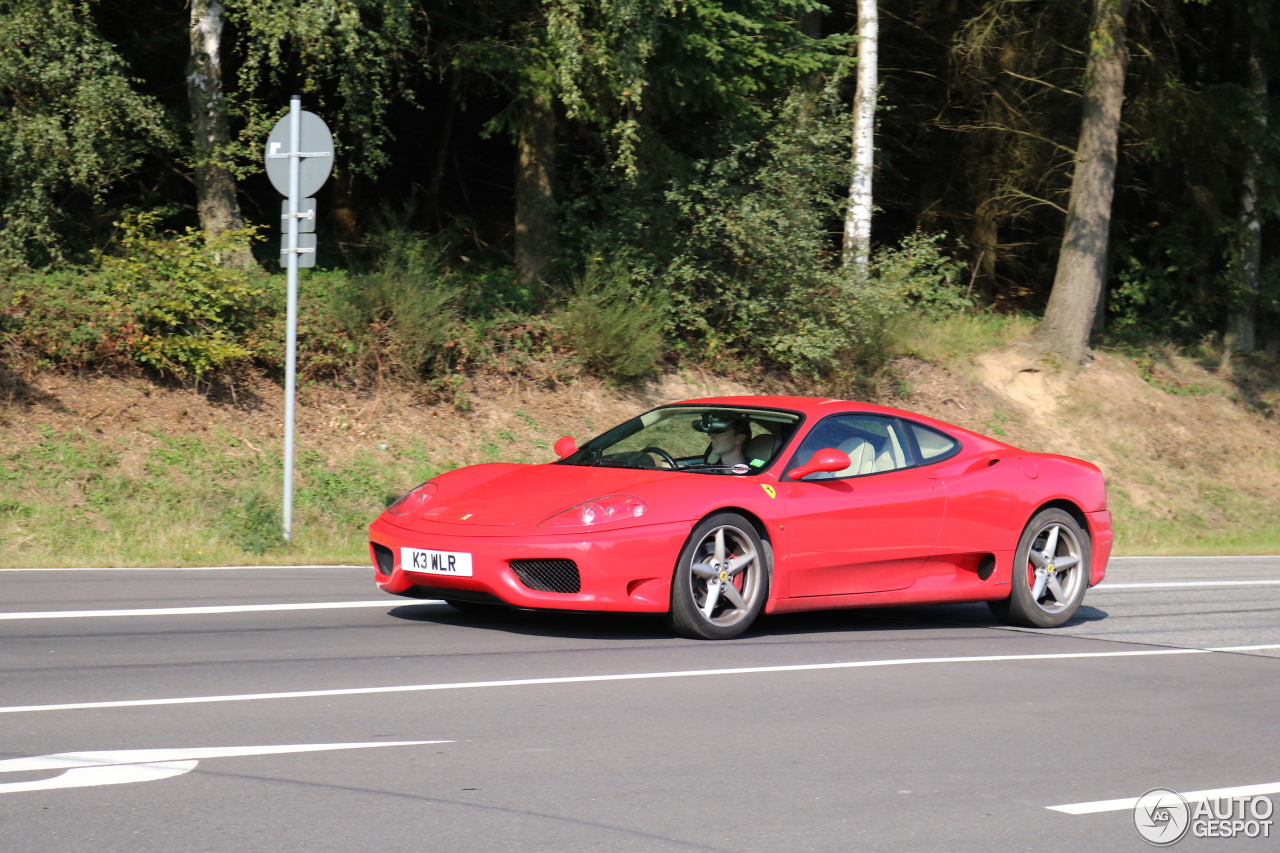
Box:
(369, 397, 1111, 639)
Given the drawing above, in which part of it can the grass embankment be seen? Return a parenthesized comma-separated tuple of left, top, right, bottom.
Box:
(0, 422, 437, 567)
(0, 369, 744, 567)
(2, 314, 1279, 566)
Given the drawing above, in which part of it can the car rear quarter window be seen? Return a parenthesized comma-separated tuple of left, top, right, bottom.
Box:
(909, 423, 959, 462)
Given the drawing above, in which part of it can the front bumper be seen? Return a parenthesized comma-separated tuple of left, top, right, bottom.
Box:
(368, 516, 691, 612)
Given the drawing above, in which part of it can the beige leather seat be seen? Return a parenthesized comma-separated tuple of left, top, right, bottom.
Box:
(830, 428, 906, 477)
(834, 437, 877, 476)
(744, 432, 775, 466)
(871, 427, 907, 472)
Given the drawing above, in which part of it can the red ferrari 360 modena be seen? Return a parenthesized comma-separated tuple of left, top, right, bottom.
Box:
(368, 396, 1111, 639)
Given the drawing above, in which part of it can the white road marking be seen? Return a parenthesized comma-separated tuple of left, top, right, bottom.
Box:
(0, 741, 448, 795)
(0, 565, 363, 572)
(1094, 580, 1280, 590)
(0, 600, 427, 620)
(0, 760, 200, 794)
(1110, 555, 1280, 560)
(3, 645, 1278, 716)
(1049, 780, 1280, 814)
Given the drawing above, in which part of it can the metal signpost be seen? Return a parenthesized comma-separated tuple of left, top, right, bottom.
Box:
(265, 97, 333, 541)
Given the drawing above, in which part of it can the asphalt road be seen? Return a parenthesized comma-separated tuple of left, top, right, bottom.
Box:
(1, 557, 1277, 852)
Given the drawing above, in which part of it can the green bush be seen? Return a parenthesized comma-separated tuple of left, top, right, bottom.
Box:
(556, 256, 665, 381)
(224, 491, 284, 555)
(873, 232, 971, 319)
(319, 230, 461, 379)
(561, 81, 962, 379)
(0, 212, 265, 379)
(654, 87, 858, 374)
(97, 213, 264, 378)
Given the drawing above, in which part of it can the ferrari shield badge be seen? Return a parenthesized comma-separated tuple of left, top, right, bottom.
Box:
(760, 484, 776, 499)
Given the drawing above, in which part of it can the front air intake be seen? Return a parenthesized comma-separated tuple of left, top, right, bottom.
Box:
(510, 559, 581, 593)
(977, 554, 996, 581)
(372, 542, 395, 576)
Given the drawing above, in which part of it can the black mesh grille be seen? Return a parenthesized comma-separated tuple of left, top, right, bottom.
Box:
(372, 542, 395, 576)
(510, 559, 581, 593)
(977, 554, 996, 581)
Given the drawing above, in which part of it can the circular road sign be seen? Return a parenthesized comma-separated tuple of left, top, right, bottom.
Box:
(264, 111, 334, 198)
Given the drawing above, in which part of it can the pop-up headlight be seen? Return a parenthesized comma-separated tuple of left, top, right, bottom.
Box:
(539, 495, 648, 528)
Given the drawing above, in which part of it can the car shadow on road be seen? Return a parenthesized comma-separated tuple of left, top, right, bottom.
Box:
(387, 602, 678, 641)
(385, 599, 1108, 643)
(877, 601, 1111, 630)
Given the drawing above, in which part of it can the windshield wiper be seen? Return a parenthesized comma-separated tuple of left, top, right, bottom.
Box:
(587, 459, 651, 470)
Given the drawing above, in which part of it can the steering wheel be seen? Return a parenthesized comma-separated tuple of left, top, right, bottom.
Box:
(641, 446, 678, 469)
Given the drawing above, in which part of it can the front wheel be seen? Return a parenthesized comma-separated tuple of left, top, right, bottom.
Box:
(667, 513, 770, 640)
(989, 508, 1090, 628)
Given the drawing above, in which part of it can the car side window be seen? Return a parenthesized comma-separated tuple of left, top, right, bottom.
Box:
(909, 423, 959, 462)
(788, 415, 911, 480)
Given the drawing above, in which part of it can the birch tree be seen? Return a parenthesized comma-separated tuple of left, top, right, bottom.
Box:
(1032, 0, 1130, 363)
(842, 0, 876, 272)
(187, 0, 253, 268)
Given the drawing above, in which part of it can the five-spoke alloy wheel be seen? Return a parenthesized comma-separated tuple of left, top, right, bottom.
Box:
(990, 508, 1091, 628)
(668, 512, 769, 640)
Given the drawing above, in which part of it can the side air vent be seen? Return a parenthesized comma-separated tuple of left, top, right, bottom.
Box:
(510, 559, 581, 593)
(977, 554, 996, 581)
(372, 542, 395, 576)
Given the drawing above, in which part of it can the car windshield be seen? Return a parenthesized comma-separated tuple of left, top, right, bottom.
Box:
(557, 405, 802, 474)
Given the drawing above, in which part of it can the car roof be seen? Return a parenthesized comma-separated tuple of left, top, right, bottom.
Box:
(670, 395, 1015, 452)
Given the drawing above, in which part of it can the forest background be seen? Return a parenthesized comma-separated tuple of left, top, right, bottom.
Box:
(2, 0, 1280, 564)
(4, 0, 1280, 382)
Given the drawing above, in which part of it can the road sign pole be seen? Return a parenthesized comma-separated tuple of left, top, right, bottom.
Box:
(264, 95, 332, 543)
(283, 95, 301, 542)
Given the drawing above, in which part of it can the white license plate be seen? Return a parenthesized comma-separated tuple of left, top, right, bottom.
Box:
(401, 547, 473, 577)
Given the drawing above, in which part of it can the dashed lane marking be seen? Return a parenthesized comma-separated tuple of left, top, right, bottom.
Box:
(3, 645, 1278, 716)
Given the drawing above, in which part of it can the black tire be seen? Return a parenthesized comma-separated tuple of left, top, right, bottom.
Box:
(989, 508, 1091, 628)
(666, 512, 770, 640)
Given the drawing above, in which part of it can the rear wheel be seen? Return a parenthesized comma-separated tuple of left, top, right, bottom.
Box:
(989, 508, 1090, 628)
(667, 513, 769, 640)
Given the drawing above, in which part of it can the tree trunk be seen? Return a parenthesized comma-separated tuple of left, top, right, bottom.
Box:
(841, 0, 877, 273)
(515, 91, 557, 288)
(428, 75, 459, 229)
(187, 0, 253, 268)
(1032, 0, 1130, 363)
(971, 196, 1000, 303)
(1229, 4, 1266, 354)
(329, 166, 361, 245)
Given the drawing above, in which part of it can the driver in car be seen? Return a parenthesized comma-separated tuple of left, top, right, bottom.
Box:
(696, 413, 752, 467)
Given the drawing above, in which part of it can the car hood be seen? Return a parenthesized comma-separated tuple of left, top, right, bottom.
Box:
(388, 463, 687, 529)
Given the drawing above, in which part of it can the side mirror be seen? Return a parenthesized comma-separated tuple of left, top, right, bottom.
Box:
(787, 448, 851, 481)
(553, 436, 578, 459)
